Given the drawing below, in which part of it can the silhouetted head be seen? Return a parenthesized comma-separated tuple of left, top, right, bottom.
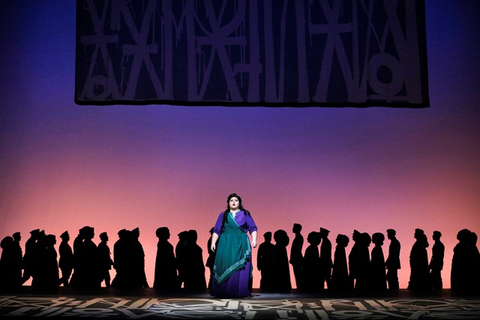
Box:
(100, 232, 108, 241)
(387, 229, 396, 239)
(60, 231, 69, 240)
(82, 227, 94, 240)
(293, 223, 302, 233)
(274, 229, 289, 247)
(414, 228, 424, 239)
(30, 229, 40, 237)
(372, 232, 385, 245)
(45, 234, 56, 246)
(418, 233, 429, 248)
(307, 231, 321, 246)
(352, 230, 361, 242)
(132, 227, 140, 238)
(457, 229, 472, 243)
(1, 236, 13, 249)
(471, 232, 478, 245)
(12, 232, 21, 241)
(187, 229, 198, 242)
(118, 229, 129, 239)
(361, 232, 371, 246)
(320, 227, 330, 238)
(264, 231, 272, 242)
(336, 234, 349, 247)
(156, 227, 170, 240)
(80, 226, 92, 236)
(433, 230, 442, 240)
(178, 230, 188, 241)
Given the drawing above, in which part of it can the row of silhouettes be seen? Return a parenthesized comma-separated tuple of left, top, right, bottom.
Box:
(0, 225, 479, 295)
(0, 226, 208, 293)
(257, 226, 480, 295)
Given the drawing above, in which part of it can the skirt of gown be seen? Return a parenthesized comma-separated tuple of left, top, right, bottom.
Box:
(210, 260, 252, 298)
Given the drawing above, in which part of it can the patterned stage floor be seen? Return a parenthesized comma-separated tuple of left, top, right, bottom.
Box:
(0, 288, 479, 319)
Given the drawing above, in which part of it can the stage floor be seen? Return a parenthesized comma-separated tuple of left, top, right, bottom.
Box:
(0, 288, 479, 319)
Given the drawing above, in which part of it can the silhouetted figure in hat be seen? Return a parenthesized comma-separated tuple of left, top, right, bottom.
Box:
(319, 227, 332, 291)
(451, 229, 476, 295)
(10, 232, 23, 289)
(429, 230, 444, 291)
(471, 232, 480, 292)
(348, 230, 362, 291)
(21, 229, 42, 285)
(272, 229, 291, 293)
(81, 226, 101, 289)
(175, 230, 188, 289)
(354, 232, 371, 295)
(98, 232, 114, 287)
(33, 234, 59, 292)
(69, 227, 86, 287)
(112, 229, 134, 289)
(131, 227, 149, 288)
(183, 229, 206, 292)
(0, 236, 18, 291)
(289, 223, 304, 290)
(386, 229, 401, 292)
(59, 231, 73, 287)
(206, 228, 216, 290)
(70, 226, 100, 289)
(408, 228, 430, 293)
(370, 232, 387, 295)
(154, 227, 178, 292)
(299, 231, 321, 293)
(330, 234, 350, 295)
(257, 231, 275, 291)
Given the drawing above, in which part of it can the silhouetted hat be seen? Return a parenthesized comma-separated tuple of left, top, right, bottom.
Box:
(12, 232, 21, 238)
(457, 229, 472, 241)
(372, 232, 385, 243)
(320, 227, 330, 234)
(156, 227, 169, 238)
(30, 229, 40, 235)
(387, 229, 396, 235)
(118, 229, 129, 238)
(100, 232, 108, 239)
(1, 236, 13, 249)
(60, 231, 69, 239)
(80, 226, 92, 234)
(178, 230, 188, 238)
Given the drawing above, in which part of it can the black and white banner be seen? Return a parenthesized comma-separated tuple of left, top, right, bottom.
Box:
(75, 0, 429, 107)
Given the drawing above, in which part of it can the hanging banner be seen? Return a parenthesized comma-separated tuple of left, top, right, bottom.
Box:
(75, 0, 429, 107)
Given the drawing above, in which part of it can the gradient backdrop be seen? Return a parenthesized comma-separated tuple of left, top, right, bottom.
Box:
(1, 0, 479, 290)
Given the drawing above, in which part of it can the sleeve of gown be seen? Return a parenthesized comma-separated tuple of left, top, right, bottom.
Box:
(212, 213, 224, 236)
(246, 213, 258, 234)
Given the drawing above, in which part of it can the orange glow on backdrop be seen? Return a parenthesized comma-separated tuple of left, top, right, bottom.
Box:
(1, 0, 480, 290)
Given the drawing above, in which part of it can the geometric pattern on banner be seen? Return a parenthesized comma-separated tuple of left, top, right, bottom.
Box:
(75, 0, 429, 107)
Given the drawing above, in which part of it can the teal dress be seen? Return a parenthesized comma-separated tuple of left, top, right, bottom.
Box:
(210, 211, 258, 297)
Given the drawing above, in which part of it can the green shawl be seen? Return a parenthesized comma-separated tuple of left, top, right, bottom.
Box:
(213, 213, 252, 285)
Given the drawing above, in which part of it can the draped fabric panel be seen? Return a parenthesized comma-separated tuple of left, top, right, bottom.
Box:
(75, 0, 429, 107)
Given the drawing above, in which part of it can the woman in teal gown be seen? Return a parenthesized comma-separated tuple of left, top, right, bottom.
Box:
(210, 193, 258, 298)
